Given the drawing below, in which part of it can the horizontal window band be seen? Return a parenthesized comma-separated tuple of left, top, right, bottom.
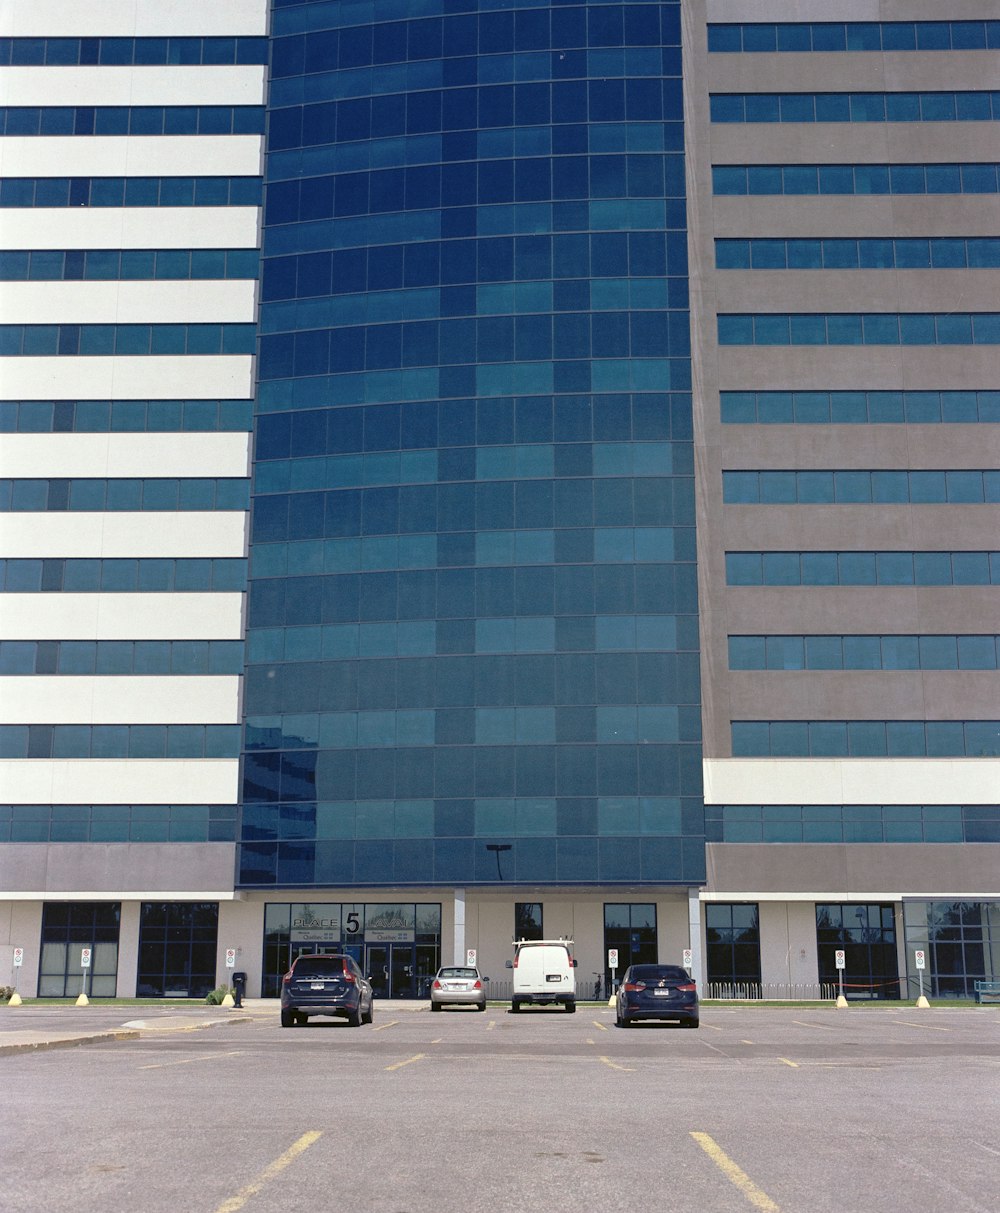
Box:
(0, 400, 253, 433)
(718, 313, 1000, 346)
(711, 92, 1000, 124)
(0, 803, 237, 844)
(720, 390, 1000, 425)
(728, 635, 1000, 671)
(716, 237, 1000, 271)
(0, 250, 259, 281)
(0, 36, 267, 66)
(708, 22, 1000, 54)
(0, 323, 256, 356)
(723, 469, 1000, 505)
(1, 478, 250, 512)
(0, 105, 264, 136)
(0, 558, 247, 593)
(712, 163, 1000, 197)
(0, 177, 262, 208)
(725, 551, 1000, 586)
(0, 640, 244, 676)
(0, 725, 241, 760)
(732, 721, 1000, 758)
(705, 804, 1000, 846)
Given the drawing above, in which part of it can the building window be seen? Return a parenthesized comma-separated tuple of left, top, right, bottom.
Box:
(39, 902, 120, 997)
(137, 903, 219, 998)
(603, 903, 657, 981)
(515, 903, 543, 942)
(816, 904, 899, 1000)
(904, 901, 1000, 998)
(705, 904, 761, 991)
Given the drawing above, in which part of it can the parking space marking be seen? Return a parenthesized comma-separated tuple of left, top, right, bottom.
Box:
(431, 1038, 443, 1044)
(139, 1050, 243, 1071)
(371, 1020, 398, 1032)
(599, 1056, 635, 1072)
(690, 1132, 781, 1213)
(792, 1020, 835, 1031)
(892, 1019, 950, 1032)
(702, 1023, 724, 1031)
(487, 1020, 497, 1030)
(592, 1021, 608, 1031)
(777, 1058, 799, 1068)
(385, 1053, 426, 1072)
(741, 1040, 754, 1045)
(213, 1130, 322, 1213)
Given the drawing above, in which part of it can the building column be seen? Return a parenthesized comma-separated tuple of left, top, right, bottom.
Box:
(687, 888, 704, 988)
(453, 888, 465, 965)
(116, 901, 141, 998)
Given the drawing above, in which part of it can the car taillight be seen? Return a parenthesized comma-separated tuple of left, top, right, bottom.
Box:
(281, 973, 291, 984)
(432, 979, 442, 989)
(473, 980, 482, 990)
(513, 952, 519, 967)
(624, 981, 645, 992)
(677, 982, 696, 992)
(342, 972, 356, 983)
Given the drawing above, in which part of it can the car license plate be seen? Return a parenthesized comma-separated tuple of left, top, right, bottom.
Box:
(546, 975, 561, 982)
(654, 988, 673, 996)
(310, 983, 325, 990)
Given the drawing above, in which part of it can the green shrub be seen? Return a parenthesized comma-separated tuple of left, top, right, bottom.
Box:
(0, 986, 14, 1003)
(204, 984, 233, 1005)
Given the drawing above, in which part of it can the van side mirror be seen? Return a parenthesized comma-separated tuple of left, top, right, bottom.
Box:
(505, 960, 513, 969)
(571, 959, 578, 967)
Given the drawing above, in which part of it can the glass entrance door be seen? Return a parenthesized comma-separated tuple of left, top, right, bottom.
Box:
(365, 944, 416, 998)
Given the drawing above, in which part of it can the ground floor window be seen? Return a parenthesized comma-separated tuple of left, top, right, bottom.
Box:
(39, 902, 119, 997)
(816, 903, 899, 1000)
(515, 902, 543, 941)
(137, 902, 219, 998)
(603, 903, 657, 992)
(904, 901, 1000, 998)
(262, 902, 441, 998)
(706, 903, 761, 993)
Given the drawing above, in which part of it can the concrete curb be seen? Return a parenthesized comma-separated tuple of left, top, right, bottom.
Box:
(0, 1030, 140, 1056)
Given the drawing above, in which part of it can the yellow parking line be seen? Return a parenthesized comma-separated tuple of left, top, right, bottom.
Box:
(592, 1020, 608, 1031)
(487, 1020, 497, 1030)
(371, 1020, 398, 1032)
(140, 1050, 242, 1071)
(777, 1058, 799, 1068)
(690, 1132, 781, 1213)
(740, 1040, 754, 1045)
(892, 1020, 950, 1032)
(385, 1053, 426, 1072)
(599, 1056, 635, 1073)
(431, 1037, 443, 1044)
(213, 1131, 322, 1213)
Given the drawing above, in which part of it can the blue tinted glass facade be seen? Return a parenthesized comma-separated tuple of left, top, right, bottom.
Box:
(239, 1, 703, 889)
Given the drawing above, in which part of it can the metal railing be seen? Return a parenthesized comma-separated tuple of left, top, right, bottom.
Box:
(704, 982, 840, 1001)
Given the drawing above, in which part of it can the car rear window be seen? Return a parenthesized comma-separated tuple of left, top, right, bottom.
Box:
(292, 957, 345, 978)
(439, 967, 477, 978)
(630, 965, 689, 981)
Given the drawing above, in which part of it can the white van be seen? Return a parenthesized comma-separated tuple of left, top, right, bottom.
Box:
(508, 939, 577, 1013)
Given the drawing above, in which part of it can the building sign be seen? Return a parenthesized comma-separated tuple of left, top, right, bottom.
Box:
(290, 930, 341, 944)
(366, 929, 415, 943)
(291, 912, 341, 933)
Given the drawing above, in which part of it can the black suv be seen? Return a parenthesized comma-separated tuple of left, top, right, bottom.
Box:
(616, 964, 699, 1028)
(280, 954, 374, 1028)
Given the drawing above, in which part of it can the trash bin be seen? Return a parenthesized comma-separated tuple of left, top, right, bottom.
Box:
(232, 971, 247, 1008)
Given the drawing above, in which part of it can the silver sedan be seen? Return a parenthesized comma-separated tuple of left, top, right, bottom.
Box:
(430, 966, 487, 1011)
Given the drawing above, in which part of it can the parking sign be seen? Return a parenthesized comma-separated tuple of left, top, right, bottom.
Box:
(608, 948, 618, 969)
(915, 950, 926, 970)
(81, 948, 92, 968)
(13, 947, 23, 967)
(682, 948, 693, 969)
(466, 949, 477, 967)
(225, 948, 236, 968)
(835, 949, 846, 970)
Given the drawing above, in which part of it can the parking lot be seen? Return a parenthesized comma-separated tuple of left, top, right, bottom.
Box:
(2, 1004, 998, 1213)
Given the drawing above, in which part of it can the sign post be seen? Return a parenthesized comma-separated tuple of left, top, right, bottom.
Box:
(914, 949, 929, 1008)
(834, 948, 847, 1008)
(608, 948, 618, 994)
(76, 947, 92, 1006)
(9, 947, 23, 1006)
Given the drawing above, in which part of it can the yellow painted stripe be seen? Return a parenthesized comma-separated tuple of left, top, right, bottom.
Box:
(371, 1020, 398, 1032)
(599, 1055, 635, 1072)
(690, 1132, 781, 1213)
(777, 1057, 799, 1068)
(487, 1020, 497, 1030)
(592, 1020, 608, 1031)
(385, 1053, 426, 1071)
(139, 1050, 242, 1071)
(213, 1131, 322, 1213)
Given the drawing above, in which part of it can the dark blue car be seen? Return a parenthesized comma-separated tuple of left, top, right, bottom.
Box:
(280, 953, 373, 1028)
(616, 964, 699, 1028)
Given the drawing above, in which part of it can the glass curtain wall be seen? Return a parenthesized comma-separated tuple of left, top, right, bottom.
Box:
(903, 901, 1000, 998)
(39, 902, 120, 997)
(705, 902, 760, 991)
(137, 902, 220, 998)
(816, 903, 899, 1000)
(240, 1, 703, 888)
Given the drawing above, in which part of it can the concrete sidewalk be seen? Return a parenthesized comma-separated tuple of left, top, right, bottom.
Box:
(0, 997, 441, 1055)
